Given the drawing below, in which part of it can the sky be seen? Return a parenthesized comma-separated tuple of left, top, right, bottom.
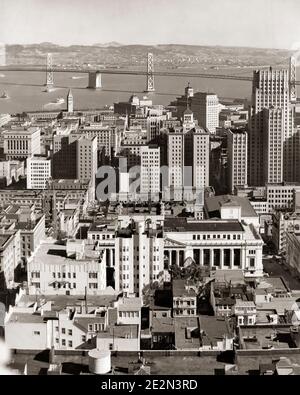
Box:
(1, 0, 300, 49)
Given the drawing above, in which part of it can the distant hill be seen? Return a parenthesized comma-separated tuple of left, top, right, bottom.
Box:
(94, 42, 124, 48)
(5, 43, 292, 69)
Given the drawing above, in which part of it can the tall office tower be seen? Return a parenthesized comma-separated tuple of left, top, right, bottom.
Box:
(140, 145, 160, 198)
(168, 130, 185, 189)
(248, 64, 297, 186)
(263, 107, 284, 184)
(191, 92, 220, 134)
(147, 116, 161, 142)
(67, 89, 74, 113)
(226, 129, 248, 193)
(26, 156, 51, 190)
(75, 123, 116, 162)
(76, 136, 98, 189)
(52, 135, 77, 179)
(192, 129, 210, 189)
(168, 108, 210, 194)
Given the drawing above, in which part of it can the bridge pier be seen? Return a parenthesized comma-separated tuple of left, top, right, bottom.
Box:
(88, 71, 102, 89)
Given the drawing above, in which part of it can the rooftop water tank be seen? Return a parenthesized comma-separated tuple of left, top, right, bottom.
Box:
(88, 349, 111, 375)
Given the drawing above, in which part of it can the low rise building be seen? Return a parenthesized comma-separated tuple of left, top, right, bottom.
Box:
(199, 315, 234, 351)
(3, 127, 41, 160)
(164, 217, 264, 278)
(27, 240, 107, 295)
(0, 230, 21, 289)
(172, 280, 197, 317)
(234, 300, 257, 326)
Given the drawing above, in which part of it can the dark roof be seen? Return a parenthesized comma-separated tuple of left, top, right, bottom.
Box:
(164, 218, 244, 232)
(152, 317, 174, 333)
(184, 108, 193, 115)
(173, 279, 197, 298)
(200, 316, 233, 346)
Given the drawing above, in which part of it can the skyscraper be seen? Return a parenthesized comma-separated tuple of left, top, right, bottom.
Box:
(192, 92, 220, 134)
(248, 60, 297, 186)
(263, 107, 284, 184)
(226, 129, 248, 193)
(76, 136, 98, 190)
(140, 145, 160, 198)
(167, 108, 210, 196)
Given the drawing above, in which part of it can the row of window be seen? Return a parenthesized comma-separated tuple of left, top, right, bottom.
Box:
(53, 272, 76, 279)
(192, 234, 242, 240)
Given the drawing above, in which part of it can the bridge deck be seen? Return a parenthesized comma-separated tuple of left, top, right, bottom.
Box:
(1, 66, 300, 84)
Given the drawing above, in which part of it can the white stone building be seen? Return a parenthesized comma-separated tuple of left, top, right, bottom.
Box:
(26, 156, 51, 190)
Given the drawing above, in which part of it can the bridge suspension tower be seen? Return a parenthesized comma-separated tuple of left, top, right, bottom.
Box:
(145, 52, 155, 93)
(45, 53, 54, 91)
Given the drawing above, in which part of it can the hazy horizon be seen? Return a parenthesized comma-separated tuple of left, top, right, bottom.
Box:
(2, 41, 294, 51)
(1, 0, 300, 51)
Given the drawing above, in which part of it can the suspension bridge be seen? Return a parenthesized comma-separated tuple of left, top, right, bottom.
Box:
(0, 53, 299, 91)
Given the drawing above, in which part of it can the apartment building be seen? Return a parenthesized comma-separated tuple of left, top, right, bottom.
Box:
(26, 156, 51, 190)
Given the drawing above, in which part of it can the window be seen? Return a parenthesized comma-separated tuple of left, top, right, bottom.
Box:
(33, 331, 40, 335)
(109, 343, 113, 350)
(62, 339, 66, 346)
(62, 328, 66, 334)
(81, 335, 86, 342)
(88, 324, 93, 331)
(68, 329, 72, 336)
(68, 341, 73, 347)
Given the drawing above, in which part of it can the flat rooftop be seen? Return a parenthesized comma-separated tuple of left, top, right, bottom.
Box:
(164, 218, 244, 233)
(200, 316, 233, 346)
(3, 127, 40, 135)
(97, 324, 139, 339)
(8, 312, 45, 324)
(30, 241, 104, 266)
(214, 269, 245, 285)
(16, 293, 118, 311)
(172, 280, 197, 298)
(174, 317, 200, 350)
(117, 297, 142, 311)
(257, 277, 290, 293)
(152, 317, 174, 333)
(89, 220, 117, 232)
(9, 352, 229, 375)
(240, 326, 293, 350)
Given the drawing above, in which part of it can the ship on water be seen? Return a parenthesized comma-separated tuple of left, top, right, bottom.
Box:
(51, 97, 64, 104)
(0, 91, 9, 99)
